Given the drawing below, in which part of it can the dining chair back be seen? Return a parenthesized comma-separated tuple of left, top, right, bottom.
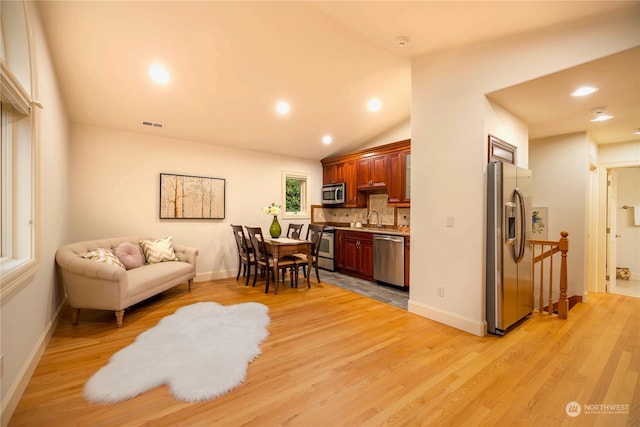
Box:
(296, 224, 325, 283)
(231, 224, 254, 285)
(287, 223, 304, 239)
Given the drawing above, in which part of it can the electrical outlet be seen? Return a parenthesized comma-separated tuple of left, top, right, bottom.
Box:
(446, 216, 454, 227)
(437, 287, 445, 297)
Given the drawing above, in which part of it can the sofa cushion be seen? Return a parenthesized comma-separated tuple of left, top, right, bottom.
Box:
(126, 261, 194, 298)
(82, 248, 125, 269)
(139, 237, 179, 264)
(114, 241, 145, 270)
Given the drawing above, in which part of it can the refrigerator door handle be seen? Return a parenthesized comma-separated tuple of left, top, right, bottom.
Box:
(514, 187, 526, 263)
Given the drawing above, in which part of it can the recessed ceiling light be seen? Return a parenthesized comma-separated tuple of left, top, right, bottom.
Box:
(149, 64, 170, 85)
(571, 86, 599, 97)
(275, 101, 290, 115)
(590, 107, 613, 122)
(322, 134, 333, 145)
(367, 98, 382, 112)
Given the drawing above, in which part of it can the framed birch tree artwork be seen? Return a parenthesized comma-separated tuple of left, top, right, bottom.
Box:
(160, 173, 225, 219)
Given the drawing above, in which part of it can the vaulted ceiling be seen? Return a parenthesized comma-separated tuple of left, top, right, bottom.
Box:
(36, 1, 639, 160)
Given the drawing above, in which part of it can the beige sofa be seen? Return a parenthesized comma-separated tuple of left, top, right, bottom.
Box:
(55, 236, 198, 327)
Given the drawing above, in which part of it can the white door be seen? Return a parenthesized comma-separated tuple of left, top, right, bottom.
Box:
(606, 170, 618, 293)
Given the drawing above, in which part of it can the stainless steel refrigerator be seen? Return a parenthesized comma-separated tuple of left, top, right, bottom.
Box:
(486, 161, 533, 335)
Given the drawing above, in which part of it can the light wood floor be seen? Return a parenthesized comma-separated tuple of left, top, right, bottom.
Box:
(9, 277, 640, 426)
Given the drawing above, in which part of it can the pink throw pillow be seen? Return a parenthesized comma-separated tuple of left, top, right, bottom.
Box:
(114, 242, 144, 270)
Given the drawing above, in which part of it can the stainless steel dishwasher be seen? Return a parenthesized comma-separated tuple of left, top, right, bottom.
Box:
(373, 234, 405, 287)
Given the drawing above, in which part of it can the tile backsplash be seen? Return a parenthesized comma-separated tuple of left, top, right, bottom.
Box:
(313, 194, 410, 227)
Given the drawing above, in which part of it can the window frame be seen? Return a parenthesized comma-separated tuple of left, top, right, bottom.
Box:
(0, 32, 40, 299)
(281, 170, 310, 220)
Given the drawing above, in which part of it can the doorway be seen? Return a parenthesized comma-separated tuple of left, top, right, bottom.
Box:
(607, 167, 640, 298)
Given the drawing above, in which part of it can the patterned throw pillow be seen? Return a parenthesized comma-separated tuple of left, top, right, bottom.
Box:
(139, 237, 179, 264)
(82, 248, 125, 269)
(113, 241, 145, 270)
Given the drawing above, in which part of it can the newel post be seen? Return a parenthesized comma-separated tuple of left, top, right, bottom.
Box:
(557, 231, 569, 319)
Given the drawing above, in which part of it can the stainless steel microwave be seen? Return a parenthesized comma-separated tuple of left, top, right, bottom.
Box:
(322, 183, 346, 205)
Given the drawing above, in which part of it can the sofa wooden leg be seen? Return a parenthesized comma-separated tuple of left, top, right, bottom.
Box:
(71, 308, 80, 325)
(188, 279, 193, 291)
(115, 310, 124, 327)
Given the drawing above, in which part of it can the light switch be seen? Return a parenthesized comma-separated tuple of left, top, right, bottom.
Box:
(446, 216, 454, 227)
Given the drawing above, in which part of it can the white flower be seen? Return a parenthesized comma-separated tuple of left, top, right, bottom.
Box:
(263, 202, 281, 216)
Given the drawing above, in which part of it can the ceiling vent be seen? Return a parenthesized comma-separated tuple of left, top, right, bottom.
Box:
(142, 121, 164, 128)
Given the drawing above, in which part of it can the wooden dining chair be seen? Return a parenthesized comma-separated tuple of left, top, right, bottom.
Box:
(286, 223, 304, 239)
(245, 226, 298, 294)
(294, 224, 325, 285)
(231, 225, 254, 286)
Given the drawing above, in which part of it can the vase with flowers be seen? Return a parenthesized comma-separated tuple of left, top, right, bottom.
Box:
(263, 202, 282, 238)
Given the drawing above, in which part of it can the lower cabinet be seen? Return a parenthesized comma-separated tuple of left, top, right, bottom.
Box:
(336, 230, 374, 281)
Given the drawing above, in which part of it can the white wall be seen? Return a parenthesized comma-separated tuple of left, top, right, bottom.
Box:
(68, 124, 323, 281)
(1, 4, 70, 423)
(530, 133, 590, 299)
(354, 117, 411, 151)
(598, 141, 640, 166)
(409, 8, 640, 336)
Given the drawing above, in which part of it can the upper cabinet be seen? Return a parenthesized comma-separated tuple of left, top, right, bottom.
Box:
(321, 139, 410, 207)
(356, 154, 387, 190)
(386, 148, 410, 205)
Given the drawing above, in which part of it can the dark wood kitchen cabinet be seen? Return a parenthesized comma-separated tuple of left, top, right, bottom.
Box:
(323, 162, 345, 185)
(386, 148, 411, 205)
(321, 139, 409, 206)
(323, 160, 365, 207)
(356, 154, 387, 190)
(336, 230, 374, 281)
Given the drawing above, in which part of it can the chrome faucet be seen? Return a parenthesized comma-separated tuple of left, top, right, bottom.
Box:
(368, 210, 381, 228)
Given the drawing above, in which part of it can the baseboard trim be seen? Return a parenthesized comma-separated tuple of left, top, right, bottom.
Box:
(408, 300, 487, 337)
(194, 270, 236, 282)
(1, 301, 64, 427)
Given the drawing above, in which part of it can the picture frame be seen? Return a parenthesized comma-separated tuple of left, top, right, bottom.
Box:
(488, 135, 517, 164)
(532, 207, 548, 239)
(160, 173, 225, 219)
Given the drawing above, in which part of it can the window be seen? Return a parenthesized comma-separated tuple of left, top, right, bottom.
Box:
(1, 1, 39, 298)
(281, 171, 310, 220)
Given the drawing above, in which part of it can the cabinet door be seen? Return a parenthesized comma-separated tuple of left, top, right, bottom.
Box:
(323, 163, 346, 185)
(358, 239, 374, 280)
(342, 237, 359, 274)
(336, 231, 345, 269)
(403, 150, 411, 203)
(370, 154, 387, 189)
(344, 160, 365, 207)
(322, 165, 334, 185)
(386, 151, 403, 203)
(387, 149, 410, 204)
(356, 155, 387, 190)
(356, 158, 372, 190)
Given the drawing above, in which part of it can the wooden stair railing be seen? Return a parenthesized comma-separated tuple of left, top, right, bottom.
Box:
(530, 231, 569, 319)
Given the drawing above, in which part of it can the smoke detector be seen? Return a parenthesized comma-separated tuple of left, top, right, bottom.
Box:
(395, 36, 409, 47)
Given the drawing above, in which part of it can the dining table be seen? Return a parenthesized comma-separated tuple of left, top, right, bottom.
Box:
(264, 237, 313, 287)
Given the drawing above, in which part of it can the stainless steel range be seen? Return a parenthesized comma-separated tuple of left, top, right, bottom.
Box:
(317, 226, 336, 271)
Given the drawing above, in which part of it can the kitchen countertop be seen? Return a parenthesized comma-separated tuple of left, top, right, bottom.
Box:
(334, 226, 410, 237)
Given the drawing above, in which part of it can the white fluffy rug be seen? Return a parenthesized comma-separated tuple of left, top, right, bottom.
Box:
(84, 301, 270, 403)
